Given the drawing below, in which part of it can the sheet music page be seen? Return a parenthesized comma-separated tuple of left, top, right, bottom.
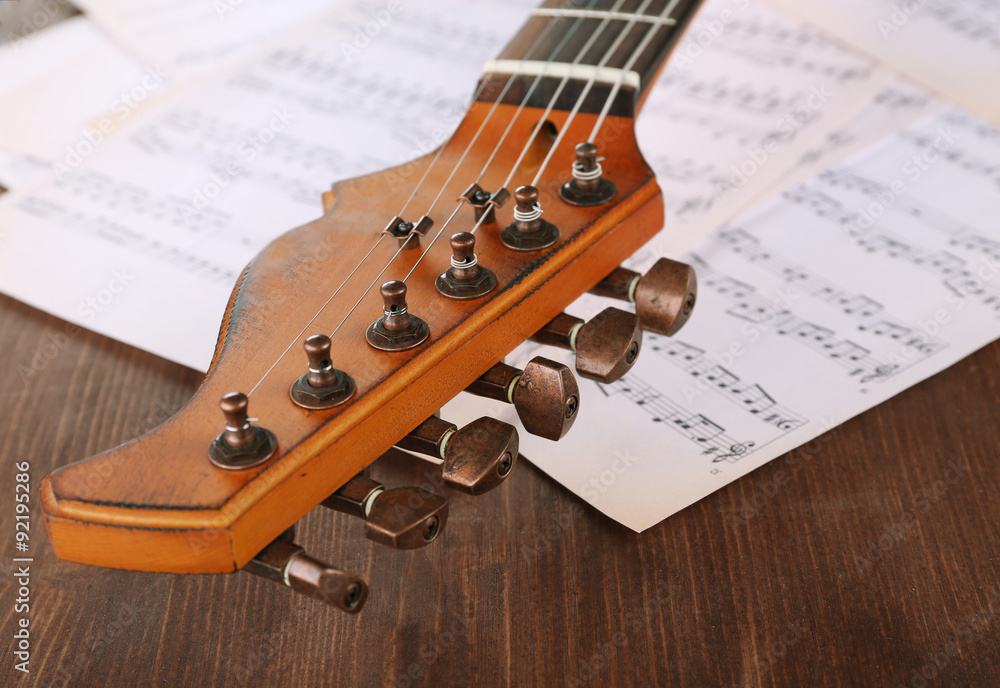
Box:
(0, 150, 49, 190)
(0, 0, 895, 372)
(71, 0, 335, 79)
(638, 0, 896, 254)
(446, 107, 1000, 531)
(762, 0, 1000, 127)
(0, 0, 537, 371)
(0, 15, 167, 161)
(764, 78, 946, 198)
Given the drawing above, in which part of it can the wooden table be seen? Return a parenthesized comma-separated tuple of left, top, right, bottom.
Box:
(2, 289, 999, 687)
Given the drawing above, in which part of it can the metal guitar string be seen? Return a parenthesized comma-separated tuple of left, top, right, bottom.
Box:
(246, 2, 593, 397)
(415, 0, 679, 277)
(531, 0, 681, 187)
(588, 0, 682, 142)
(340, 2, 603, 310)
(395, 1, 582, 218)
(400, 0, 636, 282)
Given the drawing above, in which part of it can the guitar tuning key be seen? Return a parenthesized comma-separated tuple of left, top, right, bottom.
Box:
(244, 535, 368, 613)
(590, 258, 697, 336)
(395, 416, 519, 495)
(436, 232, 497, 300)
(366, 280, 430, 352)
(501, 185, 559, 251)
(290, 334, 356, 410)
(466, 357, 579, 441)
(559, 142, 616, 206)
(208, 392, 278, 470)
(531, 307, 642, 384)
(321, 474, 448, 550)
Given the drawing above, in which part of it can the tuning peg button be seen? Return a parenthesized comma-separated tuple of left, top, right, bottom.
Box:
(466, 357, 579, 441)
(590, 258, 697, 336)
(435, 232, 497, 300)
(321, 474, 448, 550)
(208, 392, 278, 470)
(366, 280, 430, 351)
(560, 142, 616, 206)
(501, 185, 559, 251)
(531, 307, 642, 384)
(396, 416, 518, 495)
(290, 334, 356, 410)
(245, 537, 368, 613)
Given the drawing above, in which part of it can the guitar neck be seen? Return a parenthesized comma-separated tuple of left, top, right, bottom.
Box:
(478, 0, 705, 116)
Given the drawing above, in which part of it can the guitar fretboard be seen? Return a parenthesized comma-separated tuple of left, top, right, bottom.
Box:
(477, 0, 705, 115)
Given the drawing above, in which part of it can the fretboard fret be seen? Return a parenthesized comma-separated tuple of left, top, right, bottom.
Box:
(482, 0, 705, 112)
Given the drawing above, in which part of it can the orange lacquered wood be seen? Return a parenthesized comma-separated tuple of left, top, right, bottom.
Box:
(41, 102, 664, 572)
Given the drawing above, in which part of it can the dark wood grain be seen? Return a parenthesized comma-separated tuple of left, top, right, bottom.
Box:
(2, 287, 999, 688)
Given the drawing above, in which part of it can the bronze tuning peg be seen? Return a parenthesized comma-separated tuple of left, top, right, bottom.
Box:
(466, 357, 579, 441)
(395, 416, 518, 495)
(290, 334, 356, 410)
(589, 258, 697, 336)
(531, 307, 642, 384)
(321, 474, 448, 550)
(245, 532, 368, 613)
(208, 392, 278, 470)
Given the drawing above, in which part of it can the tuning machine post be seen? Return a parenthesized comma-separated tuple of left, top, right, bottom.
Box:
(531, 307, 642, 384)
(289, 334, 356, 410)
(208, 392, 278, 470)
(501, 185, 559, 251)
(396, 416, 518, 495)
(245, 531, 368, 613)
(590, 258, 697, 336)
(466, 357, 579, 441)
(321, 474, 448, 550)
(366, 280, 430, 352)
(559, 142, 616, 206)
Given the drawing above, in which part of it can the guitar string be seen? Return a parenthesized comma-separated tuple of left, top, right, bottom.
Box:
(407, 0, 681, 278)
(531, 0, 681, 187)
(395, 0, 593, 218)
(588, 0, 681, 143)
(400, 0, 637, 281)
(246, 0, 595, 396)
(332, 2, 605, 324)
(406, 0, 677, 283)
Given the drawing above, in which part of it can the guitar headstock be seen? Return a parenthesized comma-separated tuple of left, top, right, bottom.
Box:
(41, 1, 705, 612)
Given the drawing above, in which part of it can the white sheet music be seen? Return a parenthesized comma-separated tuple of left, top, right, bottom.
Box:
(446, 107, 1000, 531)
(0, 150, 49, 190)
(0, 16, 159, 161)
(0, 0, 894, 371)
(762, 0, 1000, 126)
(0, 0, 537, 370)
(72, 0, 335, 79)
(638, 0, 896, 254)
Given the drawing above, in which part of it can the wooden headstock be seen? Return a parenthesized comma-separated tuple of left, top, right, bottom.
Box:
(40, 0, 706, 611)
